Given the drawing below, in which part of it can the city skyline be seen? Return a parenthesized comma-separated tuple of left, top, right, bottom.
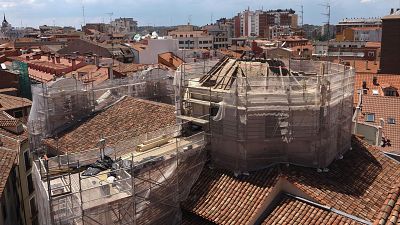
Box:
(1, 0, 399, 28)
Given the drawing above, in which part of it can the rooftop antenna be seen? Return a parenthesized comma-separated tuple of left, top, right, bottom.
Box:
(106, 12, 114, 24)
(299, 5, 304, 28)
(320, 1, 331, 63)
(188, 15, 192, 25)
(211, 12, 213, 25)
(82, 0, 86, 27)
(320, 2, 331, 40)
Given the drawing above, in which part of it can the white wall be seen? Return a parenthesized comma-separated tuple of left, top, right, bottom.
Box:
(138, 39, 179, 64)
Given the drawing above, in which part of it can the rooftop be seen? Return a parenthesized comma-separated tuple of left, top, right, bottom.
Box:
(182, 137, 400, 224)
(43, 96, 176, 154)
(0, 93, 32, 111)
(262, 194, 363, 225)
(356, 95, 400, 154)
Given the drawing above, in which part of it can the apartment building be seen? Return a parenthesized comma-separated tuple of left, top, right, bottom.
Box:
(110, 18, 138, 35)
(168, 25, 213, 49)
(234, 8, 298, 38)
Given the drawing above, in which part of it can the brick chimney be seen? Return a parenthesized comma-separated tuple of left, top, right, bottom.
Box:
(51, 55, 55, 64)
(56, 55, 61, 63)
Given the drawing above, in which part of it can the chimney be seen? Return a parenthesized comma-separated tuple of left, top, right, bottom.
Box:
(373, 76, 378, 86)
(362, 80, 367, 89)
(108, 65, 114, 79)
(94, 54, 99, 67)
(25, 55, 30, 61)
(56, 55, 61, 63)
(390, 8, 394, 14)
(47, 53, 51, 61)
(51, 56, 55, 64)
(71, 57, 76, 70)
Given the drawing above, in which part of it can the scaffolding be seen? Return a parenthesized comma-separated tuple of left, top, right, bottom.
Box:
(28, 66, 206, 225)
(28, 68, 175, 153)
(32, 123, 206, 225)
(176, 57, 355, 173)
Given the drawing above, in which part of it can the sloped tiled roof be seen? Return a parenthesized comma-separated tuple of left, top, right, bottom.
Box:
(183, 137, 400, 224)
(357, 95, 400, 153)
(158, 52, 184, 70)
(262, 194, 363, 225)
(373, 186, 400, 225)
(0, 93, 32, 111)
(182, 167, 280, 225)
(43, 96, 176, 154)
(0, 111, 18, 127)
(283, 138, 400, 221)
(0, 148, 18, 196)
(353, 73, 400, 105)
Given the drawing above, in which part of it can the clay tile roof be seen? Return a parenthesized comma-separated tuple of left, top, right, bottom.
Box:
(353, 73, 400, 105)
(0, 93, 32, 111)
(158, 52, 184, 70)
(357, 95, 400, 153)
(283, 138, 400, 221)
(373, 186, 400, 225)
(113, 63, 147, 75)
(43, 96, 176, 154)
(0, 148, 18, 196)
(0, 111, 18, 127)
(262, 194, 363, 225)
(182, 167, 280, 225)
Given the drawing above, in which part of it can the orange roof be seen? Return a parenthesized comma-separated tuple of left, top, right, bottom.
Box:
(183, 137, 400, 224)
(333, 59, 380, 74)
(374, 186, 400, 225)
(0, 93, 31, 111)
(353, 73, 400, 105)
(366, 42, 381, 48)
(158, 52, 184, 70)
(351, 26, 381, 31)
(357, 95, 400, 153)
(262, 194, 363, 224)
(43, 97, 176, 154)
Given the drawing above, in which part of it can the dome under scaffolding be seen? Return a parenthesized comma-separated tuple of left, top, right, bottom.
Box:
(175, 57, 355, 172)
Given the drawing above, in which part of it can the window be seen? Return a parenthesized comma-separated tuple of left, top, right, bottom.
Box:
(365, 113, 375, 122)
(368, 51, 375, 57)
(13, 110, 23, 118)
(27, 174, 34, 195)
(384, 88, 397, 96)
(24, 151, 31, 171)
(179, 41, 184, 44)
(388, 118, 396, 124)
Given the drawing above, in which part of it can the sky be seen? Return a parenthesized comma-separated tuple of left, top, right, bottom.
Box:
(0, 0, 399, 28)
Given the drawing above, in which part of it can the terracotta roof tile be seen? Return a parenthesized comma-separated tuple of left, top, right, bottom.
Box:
(0, 93, 32, 111)
(262, 194, 363, 225)
(373, 186, 400, 225)
(158, 52, 184, 70)
(182, 167, 280, 225)
(0, 148, 17, 196)
(283, 138, 400, 221)
(356, 95, 400, 152)
(43, 96, 176, 154)
(184, 137, 400, 224)
(353, 73, 400, 105)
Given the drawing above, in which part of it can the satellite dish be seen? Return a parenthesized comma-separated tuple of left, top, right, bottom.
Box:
(151, 31, 158, 39)
(133, 34, 141, 42)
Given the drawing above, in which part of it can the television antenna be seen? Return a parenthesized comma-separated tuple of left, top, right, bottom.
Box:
(320, 2, 331, 40)
(299, 5, 304, 28)
(106, 12, 114, 24)
(82, 0, 86, 26)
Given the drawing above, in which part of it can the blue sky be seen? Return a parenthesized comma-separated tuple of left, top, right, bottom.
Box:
(0, 0, 399, 28)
